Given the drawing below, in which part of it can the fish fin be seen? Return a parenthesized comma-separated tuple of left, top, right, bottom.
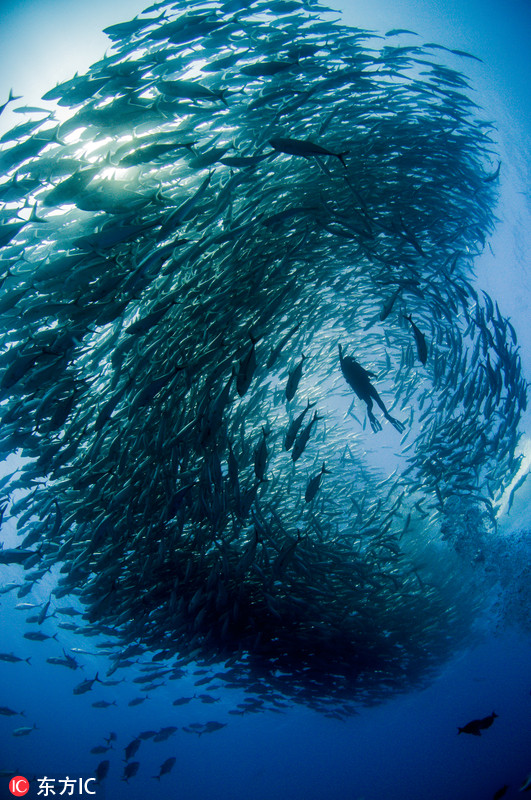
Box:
(29, 204, 47, 223)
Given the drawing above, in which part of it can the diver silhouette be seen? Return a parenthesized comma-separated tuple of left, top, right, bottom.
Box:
(338, 344, 405, 433)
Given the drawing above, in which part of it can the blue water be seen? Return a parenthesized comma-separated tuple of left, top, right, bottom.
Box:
(1, 1, 531, 798)
(1, 598, 531, 799)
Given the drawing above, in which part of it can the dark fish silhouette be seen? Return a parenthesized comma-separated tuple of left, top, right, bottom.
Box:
(73, 673, 101, 695)
(236, 331, 261, 396)
(305, 463, 330, 502)
(95, 760, 110, 784)
(285, 354, 306, 401)
(492, 785, 508, 799)
(284, 399, 315, 450)
(457, 711, 498, 736)
(0, 706, 25, 717)
(270, 136, 347, 167)
(153, 757, 176, 780)
(124, 738, 141, 761)
(122, 761, 139, 783)
(405, 314, 428, 365)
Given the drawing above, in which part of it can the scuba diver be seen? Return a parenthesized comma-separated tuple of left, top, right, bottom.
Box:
(338, 344, 405, 433)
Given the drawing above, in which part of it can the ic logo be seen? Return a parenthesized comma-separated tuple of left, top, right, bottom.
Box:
(9, 776, 29, 796)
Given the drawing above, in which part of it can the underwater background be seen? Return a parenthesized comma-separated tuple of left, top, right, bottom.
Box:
(0, 1, 530, 799)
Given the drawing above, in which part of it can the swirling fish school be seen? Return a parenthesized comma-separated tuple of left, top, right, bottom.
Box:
(0, 0, 526, 713)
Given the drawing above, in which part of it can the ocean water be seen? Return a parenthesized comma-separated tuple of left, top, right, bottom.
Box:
(0, 1, 530, 799)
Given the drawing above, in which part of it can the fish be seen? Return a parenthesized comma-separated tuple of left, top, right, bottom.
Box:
(270, 137, 347, 167)
(153, 757, 176, 780)
(23, 631, 57, 642)
(0, 653, 31, 665)
(292, 411, 320, 462)
(0, 89, 22, 116)
(128, 696, 148, 707)
(158, 79, 227, 105)
(284, 399, 316, 451)
(0, 706, 25, 717)
(236, 331, 261, 397)
(380, 287, 402, 321)
(305, 463, 330, 502)
(0, 549, 36, 565)
(12, 724, 37, 736)
(153, 726, 178, 742)
(405, 314, 428, 365)
(253, 427, 269, 481)
(203, 721, 227, 733)
(95, 760, 110, 784)
(73, 674, 101, 695)
(124, 738, 141, 761)
(267, 322, 300, 369)
(492, 786, 509, 799)
(37, 597, 53, 626)
(137, 730, 157, 740)
(172, 696, 194, 706)
(285, 354, 306, 401)
(457, 711, 498, 736)
(122, 761, 140, 783)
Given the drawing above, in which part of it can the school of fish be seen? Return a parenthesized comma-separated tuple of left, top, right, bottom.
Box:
(0, 0, 528, 736)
